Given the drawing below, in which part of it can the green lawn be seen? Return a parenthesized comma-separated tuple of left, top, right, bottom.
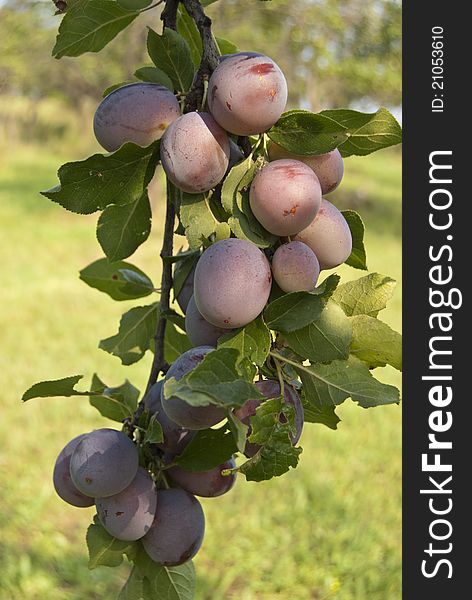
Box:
(0, 145, 401, 600)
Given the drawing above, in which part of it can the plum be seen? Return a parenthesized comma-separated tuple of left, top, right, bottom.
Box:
(208, 52, 287, 135)
(249, 159, 321, 236)
(162, 347, 225, 430)
(93, 83, 180, 152)
(96, 467, 157, 541)
(185, 295, 232, 347)
(160, 112, 230, 193)
(143, 381, 195, 454)
(53, 434, 94, 508)
(167, 458, 237, 498)
(142, 488, 205, 566)
(268, 144, 344, 195)
(271, 241, 320, 292)
(293, 198, 352, 269)
(193, 238, 272, 329)
(69, 428, 138, 498)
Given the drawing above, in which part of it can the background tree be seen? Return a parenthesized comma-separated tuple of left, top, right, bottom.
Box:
(0, 0, 401, 150)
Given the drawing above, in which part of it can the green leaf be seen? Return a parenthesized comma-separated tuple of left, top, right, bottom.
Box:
(103, 81, 134, 97)
(221, 157, 277, 248)
(134, 66, 174, 91)
(316, 273, 341, 299)
(143, 415, 164, 444)
(120, 270, 155, 293)
(177, 6, 202, 66)
(89, 374, 139, 422)
(273, 352, 400, 411)
(180, 192, 219, 250)
(22, 375, 85, 401)
(342, 210, 367, 270)
(284, 301, 352, 364)
(142, 562, 196, 600)
(268, 107, 402, 157)
(164, 348, 264, 409)
(302, 399, 341, 430)
(99, 303, 158, 365)
(320, 108, 402, 157)
(350, 315, 402, 371)
(162, 309, 186, 331)
(218, 316, 271, 367)
(238, 398, 302, 482)
(147, 28, 195, 92)
(133, 547, 195, 600)
(215, 221, 231, 240)
(268, 110, 348, 155)
(164, 322, 192, 364)
(86, 521, 136, 570)
(53, 0, 139, 59)
(174, 427, 237, 471)
(265, 293, 322, 333)
(216, 37, 239, 55)
(97, 191, 152, 261)
(172, 251, 199, 300)
(227, 410, 249, 453)
(331, 273, 396, 317)
(164, 249, 200, 265)
(118, 0, 151, 9)
(22, 375, 141, 418)
(220, 156, 252, 213)
(264, 274, 340, 334)
(80, 258, 154, 301)
(42, 142, 159, 215)
(118, 568, 144, 600)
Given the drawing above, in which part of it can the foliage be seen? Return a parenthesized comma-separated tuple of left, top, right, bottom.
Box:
(0, 144, 401, 600)
(18, 1, 402, 599)
(0, 0, 401, 142)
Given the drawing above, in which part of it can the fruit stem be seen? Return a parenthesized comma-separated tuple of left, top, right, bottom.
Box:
(158, 471, 172, 490)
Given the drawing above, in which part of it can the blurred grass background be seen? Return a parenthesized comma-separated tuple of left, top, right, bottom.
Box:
(0, 1, 401, 599)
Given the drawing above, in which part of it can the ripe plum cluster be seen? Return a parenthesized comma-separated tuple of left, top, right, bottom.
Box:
(57, 49, 355, 568)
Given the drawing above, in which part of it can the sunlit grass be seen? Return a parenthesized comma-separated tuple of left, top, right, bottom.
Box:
(0, 146, 401, 600)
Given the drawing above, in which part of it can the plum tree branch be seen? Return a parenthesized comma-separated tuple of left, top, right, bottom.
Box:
(160, 0, 180, 31)
(145, 181, 175, 393)
(181, 0, 221, 112)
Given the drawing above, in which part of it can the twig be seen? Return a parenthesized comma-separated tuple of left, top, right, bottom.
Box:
(181, 0, 221, 112)
(52, 0, 67, 13)
(141, 1, 165, 13)
(145, 180, 176, 393)
(161, 0, 180, 30)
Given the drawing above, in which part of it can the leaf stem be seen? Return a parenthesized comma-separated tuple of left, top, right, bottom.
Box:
(157, 471, 171, 489)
